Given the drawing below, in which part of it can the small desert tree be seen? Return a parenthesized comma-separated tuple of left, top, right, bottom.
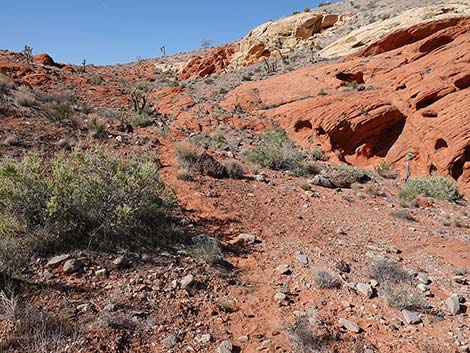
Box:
(130, 82, 152, 114)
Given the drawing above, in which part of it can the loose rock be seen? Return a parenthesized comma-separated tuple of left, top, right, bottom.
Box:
(401, 310, 421, 324)
(62, 259, 83, 274)
(339, 318, 361, 333)
(296, 254, 309, 266)
(275, 264, 291, 275)
(356, 283, 374, 298)
(445, 294, 461, 315)
(218, 340, 233, 353)
(181, 274, 194, 289)
(47, 254, 70, 268)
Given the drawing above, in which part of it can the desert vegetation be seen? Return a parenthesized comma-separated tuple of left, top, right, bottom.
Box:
(0, 147, 174, 276)
(244, 127, 306, 171)
(399, 176, 461, 201)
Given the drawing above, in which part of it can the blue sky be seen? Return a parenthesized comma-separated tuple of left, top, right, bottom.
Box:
(1, 0, 328, 65)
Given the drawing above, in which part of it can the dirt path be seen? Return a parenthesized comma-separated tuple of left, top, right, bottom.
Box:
(154, 137, 470, 353)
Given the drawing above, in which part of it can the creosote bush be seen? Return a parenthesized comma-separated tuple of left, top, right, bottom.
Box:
(0, 147, 174, 275)
(244, 127, 306, 170)
(399, 176, 460, 201)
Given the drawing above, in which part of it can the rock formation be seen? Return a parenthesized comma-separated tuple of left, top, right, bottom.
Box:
(320, 3, 470, 58)
(222, 17, 470, 185)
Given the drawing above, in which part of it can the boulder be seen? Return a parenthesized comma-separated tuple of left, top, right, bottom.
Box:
(32, 53, 55, 66)
(195, 153, 228, 179)
(445, 294, 462, 315)
(179, 44, 235, 80)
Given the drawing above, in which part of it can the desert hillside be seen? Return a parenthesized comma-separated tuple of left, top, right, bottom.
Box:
(0, 0, 469, 352)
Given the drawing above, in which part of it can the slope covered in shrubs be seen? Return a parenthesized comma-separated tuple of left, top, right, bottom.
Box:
(0, 147, 174, 275)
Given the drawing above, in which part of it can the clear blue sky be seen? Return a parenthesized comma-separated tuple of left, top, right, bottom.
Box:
(1, 0, 329, 66)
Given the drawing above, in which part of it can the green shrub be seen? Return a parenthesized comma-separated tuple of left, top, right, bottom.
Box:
(129, 111, 153, 127)
(0, 75, 14, 94)
(328, 165, 371, 188)
(298, 161, 324, 177)
(399, 176, 460, 201)
(375, 161, 399, 179)
(0, 148, 174, 275)
(390, 208, 416, 222)
(87, 113, 107, 137)
(310, 147, 325, 161)
(43, 101, 73, 122)
(244, 127, 306, 170)
(191, 234, 222, 265)
(289, 316, 332, 353)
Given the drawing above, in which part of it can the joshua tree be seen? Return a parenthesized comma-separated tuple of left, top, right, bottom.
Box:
(130, 82, 152, 114)
(160, 46, 166, 57)
(22, 45, 33, 64)
(274, 39, 289, 65)
(201, 39, 213, 48)
(81, 59, 87, 73)
(263, 57, 277, 74)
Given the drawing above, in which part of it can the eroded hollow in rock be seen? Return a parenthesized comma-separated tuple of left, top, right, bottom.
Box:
(416, 93, 442, 110)
(329, 109, 406, 158)
(455, 74, 470, 90)
(294, 120, 313, 132)
(419, 35, 454, 53)
(435, 138, 448, 150)
(450, 146, 470, 180)
(422, 110, 438, 118)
